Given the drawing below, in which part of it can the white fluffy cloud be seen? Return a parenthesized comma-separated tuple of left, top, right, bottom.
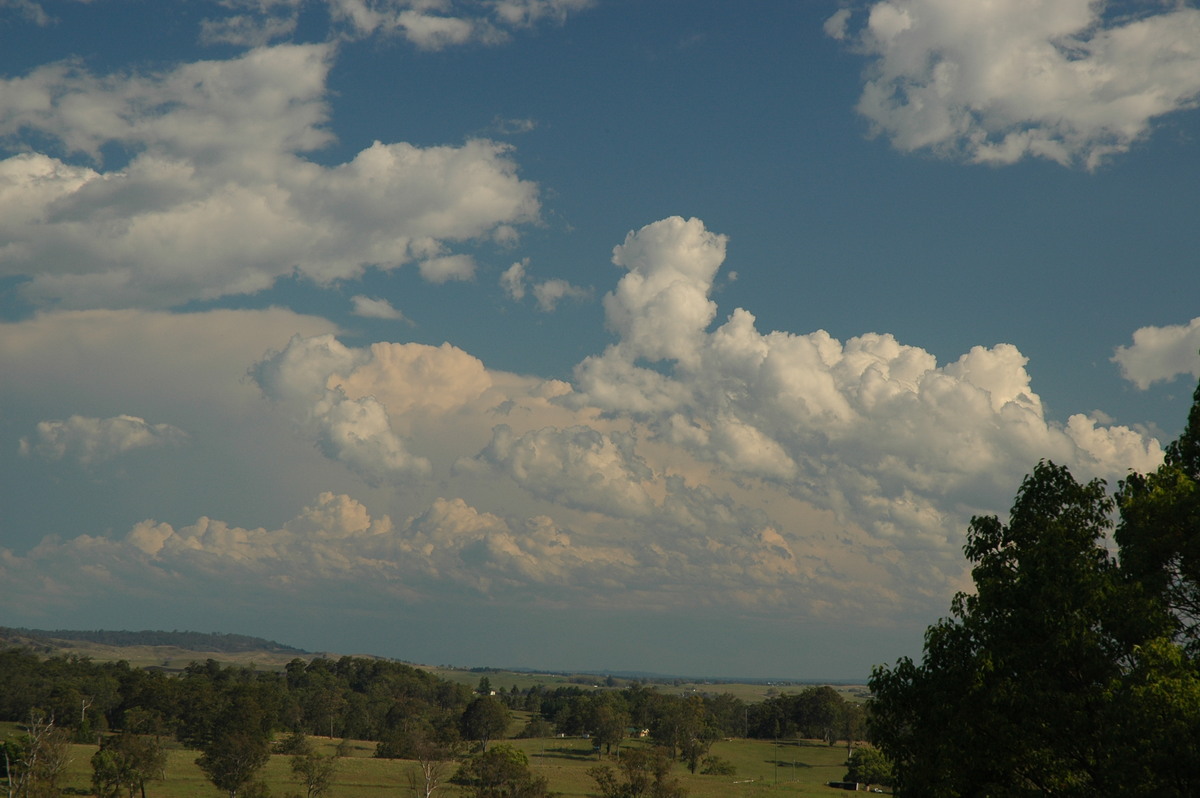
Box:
(1, 485, 891, 621)
(228, 218, 1165, 604)
(1113, 317, 1200, 390)
(192, 0, 592, 49)
(325, 0, 592, 48)
(836, 0, 1200, 168)
(500, 258, 590, 311)
(20, 415, 188, 465)
(479, 425, 655, 517)
(419, 254, 476, 283)
(574, 217, 1163, 548)
(351, 295, 407, 320)
(0, 44, 539, 309)
(0, 218, 1172, 640)
(236, 326, 891, 613)
(253, 335, 433, 485)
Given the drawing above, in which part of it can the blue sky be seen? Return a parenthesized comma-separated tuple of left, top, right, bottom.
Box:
(2, 0, 1199, 679)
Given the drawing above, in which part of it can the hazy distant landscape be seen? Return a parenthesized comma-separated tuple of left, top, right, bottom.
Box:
(0, 627, 863, 695)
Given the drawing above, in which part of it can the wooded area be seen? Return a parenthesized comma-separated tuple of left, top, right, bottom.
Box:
(0, 647, 870, 797)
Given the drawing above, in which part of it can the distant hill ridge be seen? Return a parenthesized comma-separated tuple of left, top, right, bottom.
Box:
(2, 627, 307, 654)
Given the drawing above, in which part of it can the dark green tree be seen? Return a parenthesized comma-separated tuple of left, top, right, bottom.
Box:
(675, 697, 717, 774)
(459, 696, 510, 753)
(843, 747, 892, 788)
(516, 716, 553, 739)
(196, 731, 271, 798)
(869, 461, 1141, 797)
(588, 747, 686, 798)
(793, 686, 844, 745)
(589, 698, 629, 758)
(1117, 377, 1200, 652)
(455, 744, 550, 798)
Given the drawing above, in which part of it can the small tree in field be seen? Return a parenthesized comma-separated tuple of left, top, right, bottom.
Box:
(91, 732, 166, 798)
(455, 745, 550, 798)
(7, 713, 72, 798)
(290, 749, 337, 798)
(407, 736, 459, 798)
(459, 696, 510, 753)
(196, 732, 271, 798)
(588, 747, 687, 798)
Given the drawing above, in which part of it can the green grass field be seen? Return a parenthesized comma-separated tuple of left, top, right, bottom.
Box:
(40, 733, 866, 798)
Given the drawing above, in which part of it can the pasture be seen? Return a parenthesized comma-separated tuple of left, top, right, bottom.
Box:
(44, 733, 866, 798)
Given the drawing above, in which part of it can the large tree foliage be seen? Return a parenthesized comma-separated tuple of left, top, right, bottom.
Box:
(871, 376, 1200, 797)
(1117, 378, 1200, 652)
(871, 461, 1134, 797)
(195, 689, 274, 798)
(459, 696, 510, 753)
(195, 731, 271, 798)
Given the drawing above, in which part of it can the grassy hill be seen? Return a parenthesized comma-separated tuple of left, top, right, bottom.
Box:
(0, 627, 312, 671)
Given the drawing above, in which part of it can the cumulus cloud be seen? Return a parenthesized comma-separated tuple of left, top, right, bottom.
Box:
(1, 219, 1169, 635)
(603, 216, 726, 367)
(532, 279, 590, 312)
(500, 258, 590, 310)
(419, 254, 476, 283)
(0, 44, 539, 309)
(834, 1, 1200, 168)
(351, 295, 407, 320)
(500, 259, 529, 300)
(573, 217, 1163, 548)
(20, 415, 188, 465)
(190, 0, 591, 51)
(1, 485, 890, 621)
(1113, 317, 1200, 389)
(324, 0, 592, 48)
(1, 0, 51, 26)
(0, 308, 338, 423)
(479, 425, 655, 517)
(238, 327, 870, 609)
(253, 335, 433, 485)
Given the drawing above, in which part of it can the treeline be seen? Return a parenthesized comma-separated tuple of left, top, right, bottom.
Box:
(0, 646, 875, 797)
(0, 650, 470, 744)
(0, 628, 305, 654)
(0, 646, 867, 754)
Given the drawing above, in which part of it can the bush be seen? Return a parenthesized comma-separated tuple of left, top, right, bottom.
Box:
(273, 731, 313, 756)
(699, 756, 736, 776)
